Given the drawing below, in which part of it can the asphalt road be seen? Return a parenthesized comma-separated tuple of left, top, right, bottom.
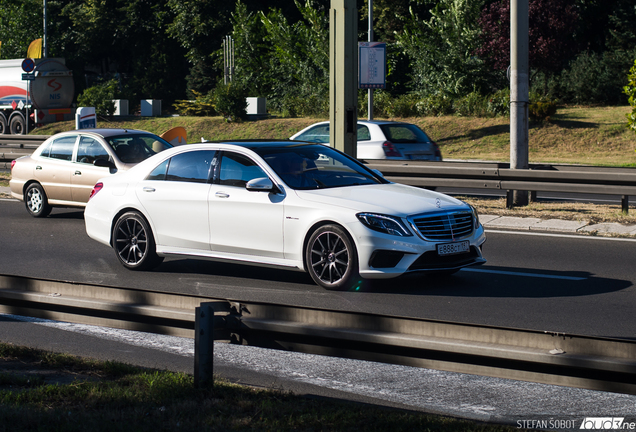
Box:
(1, 198, 635, 339)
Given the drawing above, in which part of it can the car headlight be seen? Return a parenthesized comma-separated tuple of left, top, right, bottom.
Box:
(469, 204, 480, 229)
(356, 213, 412, 237)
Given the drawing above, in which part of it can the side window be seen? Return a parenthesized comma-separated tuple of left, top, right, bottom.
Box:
(38, 141, 53, 158)
(165, 150, 215, 183)
(296, 125, 330, 143)
(77, 136, 110, 164)
(357, 125, 371, 141)
(48, 136, 77, 161)
(147, 159, 169, 181)
(218, 152, 267, 187)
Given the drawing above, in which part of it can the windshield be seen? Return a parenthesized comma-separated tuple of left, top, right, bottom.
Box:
(254, 145, 387, 190)
(379, 124, 431, 144)
(107, 134, 173, 164)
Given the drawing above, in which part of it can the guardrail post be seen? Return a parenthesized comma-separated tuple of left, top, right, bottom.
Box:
(622, 195, 629, 214)
(506, 190, 514, 209)
(194, 302, 214, 388)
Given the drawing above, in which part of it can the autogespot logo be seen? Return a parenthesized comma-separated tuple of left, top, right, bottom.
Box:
(580, 418, 631, 430)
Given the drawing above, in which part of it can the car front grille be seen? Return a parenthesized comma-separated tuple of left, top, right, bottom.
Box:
(410, 211, 474, 241)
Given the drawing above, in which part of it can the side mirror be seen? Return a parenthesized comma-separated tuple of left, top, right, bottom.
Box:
(94, 159, 116, 169)
(246, 177, 275, 192)
(372, 169, 384, 178)
(94, 158, 118, 174)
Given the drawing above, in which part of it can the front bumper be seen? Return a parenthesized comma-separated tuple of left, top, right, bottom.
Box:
(353, 224, 487, 279)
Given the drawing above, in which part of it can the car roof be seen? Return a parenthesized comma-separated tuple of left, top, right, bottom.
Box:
(304, 120, 413, 126)
(53, 128, 153, 138)
(203, 139, 320, 150)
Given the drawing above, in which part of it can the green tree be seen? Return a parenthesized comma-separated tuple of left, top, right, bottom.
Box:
(52, 0, 189, 106)
(226, 0, 330, 115)
(625, 59, 636, 135)
(0, 0, 42, 59)
(396, 0, 487, 97)
(77, 79, 118, 116)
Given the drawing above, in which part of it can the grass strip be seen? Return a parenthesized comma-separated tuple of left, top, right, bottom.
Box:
(0, 342, 518, 431)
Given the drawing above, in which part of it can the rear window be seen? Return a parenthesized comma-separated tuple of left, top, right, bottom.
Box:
(106, 133, 173, 163)
(379, 124, 431, 144)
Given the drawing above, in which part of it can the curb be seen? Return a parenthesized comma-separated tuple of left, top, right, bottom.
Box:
(482, 214, 636, 238)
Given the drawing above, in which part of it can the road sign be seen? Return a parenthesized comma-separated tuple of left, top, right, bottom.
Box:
(358, 42, 386, 89)
(22, 58, 35, 73)
(22, 73, 35, 81)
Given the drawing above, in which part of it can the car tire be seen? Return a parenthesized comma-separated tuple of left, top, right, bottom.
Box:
(305, 224, 360, 291)
(24, 183, 52, 218)
(112, 211, 163, 270)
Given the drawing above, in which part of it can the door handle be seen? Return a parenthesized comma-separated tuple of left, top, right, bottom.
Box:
(35, 166, 42, 170)
(143, 187, 156, 193)
(74, 170, 82, 176)
(215, 192, 230, 198)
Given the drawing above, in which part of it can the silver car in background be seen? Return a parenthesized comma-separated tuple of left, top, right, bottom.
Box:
(290, 120, 442, 161)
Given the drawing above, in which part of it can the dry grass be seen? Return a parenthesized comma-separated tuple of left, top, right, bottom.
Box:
(12, 106, 636, 225)
(0, 343, 517, 432)
(463, 196, 636, 226)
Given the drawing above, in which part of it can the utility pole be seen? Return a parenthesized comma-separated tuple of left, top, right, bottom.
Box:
(368, 0, 373, 120)
(329, 0, 358, 158)
(509, 0, 529, 206)
(43, 0, 48, 58)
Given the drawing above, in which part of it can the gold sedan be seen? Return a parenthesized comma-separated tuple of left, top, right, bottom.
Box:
(10, 129, 173, 217)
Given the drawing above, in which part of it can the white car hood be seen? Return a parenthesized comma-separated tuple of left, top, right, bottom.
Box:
(296, 183, 467, 216)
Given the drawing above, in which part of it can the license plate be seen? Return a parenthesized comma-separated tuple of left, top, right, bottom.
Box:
(408, 154, 429, 160)
(437, 241, 470, 256)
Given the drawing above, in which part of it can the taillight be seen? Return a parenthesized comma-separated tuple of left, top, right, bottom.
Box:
(11, 160, 16, 171)
(432, 141, 442, 159)
(89, 182, 103, 200)
(382, 141, 402, 158)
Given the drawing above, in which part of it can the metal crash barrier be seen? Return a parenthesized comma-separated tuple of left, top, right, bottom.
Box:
(1, 274, 635, 393)
(364, 160, 636, 213)
(2, 136, 636, 211)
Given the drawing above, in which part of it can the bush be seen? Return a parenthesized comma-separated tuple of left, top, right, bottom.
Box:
(416, 94, 454, 116)
(77, 79, 118, 116)
(213, 82, 248, 122)
(625, 58, 636, 136)
(486, 88, 510, 117)
(559, 49, 636, 105)
(278, 93, 328, 118)
(454, 91, 489, 117)
(529, 92, 558, 121)
(370, 90, 393, 118)
(388, 94, 420, 117)
(173, 91, 216, 116)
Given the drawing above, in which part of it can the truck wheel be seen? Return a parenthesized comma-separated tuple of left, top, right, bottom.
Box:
(0, 114, 7, 135)
(9, 114, 25, 135)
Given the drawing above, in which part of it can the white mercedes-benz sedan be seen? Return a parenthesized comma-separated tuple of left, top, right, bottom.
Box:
(84, 141, 486, 290)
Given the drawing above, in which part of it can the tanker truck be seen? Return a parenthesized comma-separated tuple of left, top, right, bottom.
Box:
(0, 58, 75, 135)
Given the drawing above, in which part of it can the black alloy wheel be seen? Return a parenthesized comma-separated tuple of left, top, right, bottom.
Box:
(306, 224, 360, 291)
(112, 211, 163, 270)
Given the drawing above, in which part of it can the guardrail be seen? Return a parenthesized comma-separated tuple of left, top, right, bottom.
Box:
(0, 134, 49, 148)
(364, 160, 636, 212)
(1, 274, 636, 394)
(0, 135, 48, 169)
(1, 135, 636, 212)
